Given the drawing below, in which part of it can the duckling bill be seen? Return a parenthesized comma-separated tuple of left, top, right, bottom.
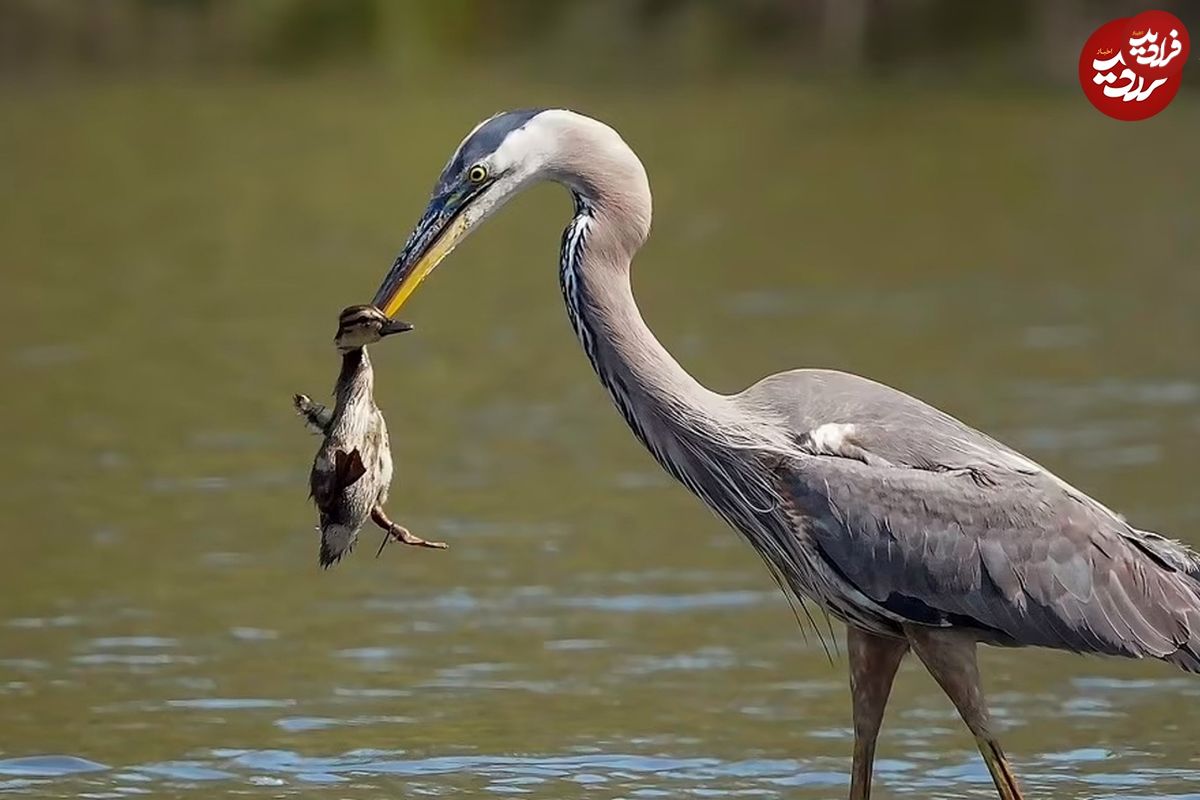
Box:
(294, 304, 447, 568)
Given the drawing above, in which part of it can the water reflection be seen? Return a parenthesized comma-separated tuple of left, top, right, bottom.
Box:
(4, 746, 1200, 798)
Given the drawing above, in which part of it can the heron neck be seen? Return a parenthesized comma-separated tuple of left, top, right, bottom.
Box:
(561, 194, 728, 462)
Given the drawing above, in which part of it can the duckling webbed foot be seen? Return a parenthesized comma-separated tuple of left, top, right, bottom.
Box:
(293, 393, 333, 435)
(371, 506, 448, 557)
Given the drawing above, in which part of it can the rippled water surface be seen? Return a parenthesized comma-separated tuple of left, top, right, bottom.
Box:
(1, 79, 1198, 798)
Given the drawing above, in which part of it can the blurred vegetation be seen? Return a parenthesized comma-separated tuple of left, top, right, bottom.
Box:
(2, 0, 1197, 84)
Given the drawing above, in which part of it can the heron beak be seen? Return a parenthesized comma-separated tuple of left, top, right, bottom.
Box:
(372, 191, 473, 318)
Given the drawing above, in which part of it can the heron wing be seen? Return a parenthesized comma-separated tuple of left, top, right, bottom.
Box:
(776, 451, 1200, 669)
(744, 369, 1055, 467)
(740, 368, 1198, 579)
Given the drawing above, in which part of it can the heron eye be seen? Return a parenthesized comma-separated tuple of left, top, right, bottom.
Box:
(467, 164, 488, 184)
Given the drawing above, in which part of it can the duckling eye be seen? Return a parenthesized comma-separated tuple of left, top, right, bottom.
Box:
(467, 164, 488, 184)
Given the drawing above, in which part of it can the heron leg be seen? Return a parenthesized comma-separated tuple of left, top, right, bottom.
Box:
(905, 627, 1024, 800)
(370, 506, 448, 553)
(847, 627, 909, 800)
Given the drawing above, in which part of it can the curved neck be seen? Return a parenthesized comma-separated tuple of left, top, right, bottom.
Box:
(551, 115, 717, 403)
(567, 205, 715, 409)
(559, 194, 728, 473)
(542, 114, 807, 608)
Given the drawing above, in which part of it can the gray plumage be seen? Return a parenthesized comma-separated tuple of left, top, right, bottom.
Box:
(370, 109, 1199, 799)
(744, 369, 1200, 671)
(296, 305, 444, 568)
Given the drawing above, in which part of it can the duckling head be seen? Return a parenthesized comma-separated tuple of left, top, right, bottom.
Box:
(334, 305, 413, 351)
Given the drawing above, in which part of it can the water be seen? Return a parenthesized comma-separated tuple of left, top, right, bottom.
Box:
(1, 77, 1198, 798)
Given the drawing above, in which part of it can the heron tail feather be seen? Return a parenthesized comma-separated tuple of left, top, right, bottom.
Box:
(1165, 643, 1200, 674)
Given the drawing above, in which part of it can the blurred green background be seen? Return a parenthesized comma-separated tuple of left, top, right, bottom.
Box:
(1, 2, 1198, 798)
(2, 0, 1198, 83)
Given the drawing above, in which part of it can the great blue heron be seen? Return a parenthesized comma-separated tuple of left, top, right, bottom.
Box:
(294, 305, 446, 567)
(369, 109, 1200, 799)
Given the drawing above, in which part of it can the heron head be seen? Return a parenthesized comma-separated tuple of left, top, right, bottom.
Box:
(334, 304, 412, 351)
(372, 108, 569, 317)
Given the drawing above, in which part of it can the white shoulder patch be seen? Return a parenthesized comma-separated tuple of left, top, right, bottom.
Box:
(807, 423, 858, 453)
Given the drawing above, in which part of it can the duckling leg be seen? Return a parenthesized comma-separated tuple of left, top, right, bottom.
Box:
(293, 394, 333, 434)
(371, 506, 448, 555)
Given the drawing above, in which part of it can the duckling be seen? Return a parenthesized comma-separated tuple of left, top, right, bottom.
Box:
(294, 304, 447, 568)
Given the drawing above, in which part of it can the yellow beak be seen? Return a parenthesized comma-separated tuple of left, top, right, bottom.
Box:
(377, 214, 470, 317)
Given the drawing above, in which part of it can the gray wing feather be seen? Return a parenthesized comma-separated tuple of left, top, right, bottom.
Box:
(736, 368, 1200, 669)
(778, 453, 1200, 670)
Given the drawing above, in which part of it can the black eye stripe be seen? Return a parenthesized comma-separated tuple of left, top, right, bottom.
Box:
(434, 108, 545, 196)
(338, 313, 382, 328)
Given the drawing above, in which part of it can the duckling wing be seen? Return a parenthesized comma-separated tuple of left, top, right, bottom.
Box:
(309, 448, 367, 510)
(335, 449, 367, 488)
